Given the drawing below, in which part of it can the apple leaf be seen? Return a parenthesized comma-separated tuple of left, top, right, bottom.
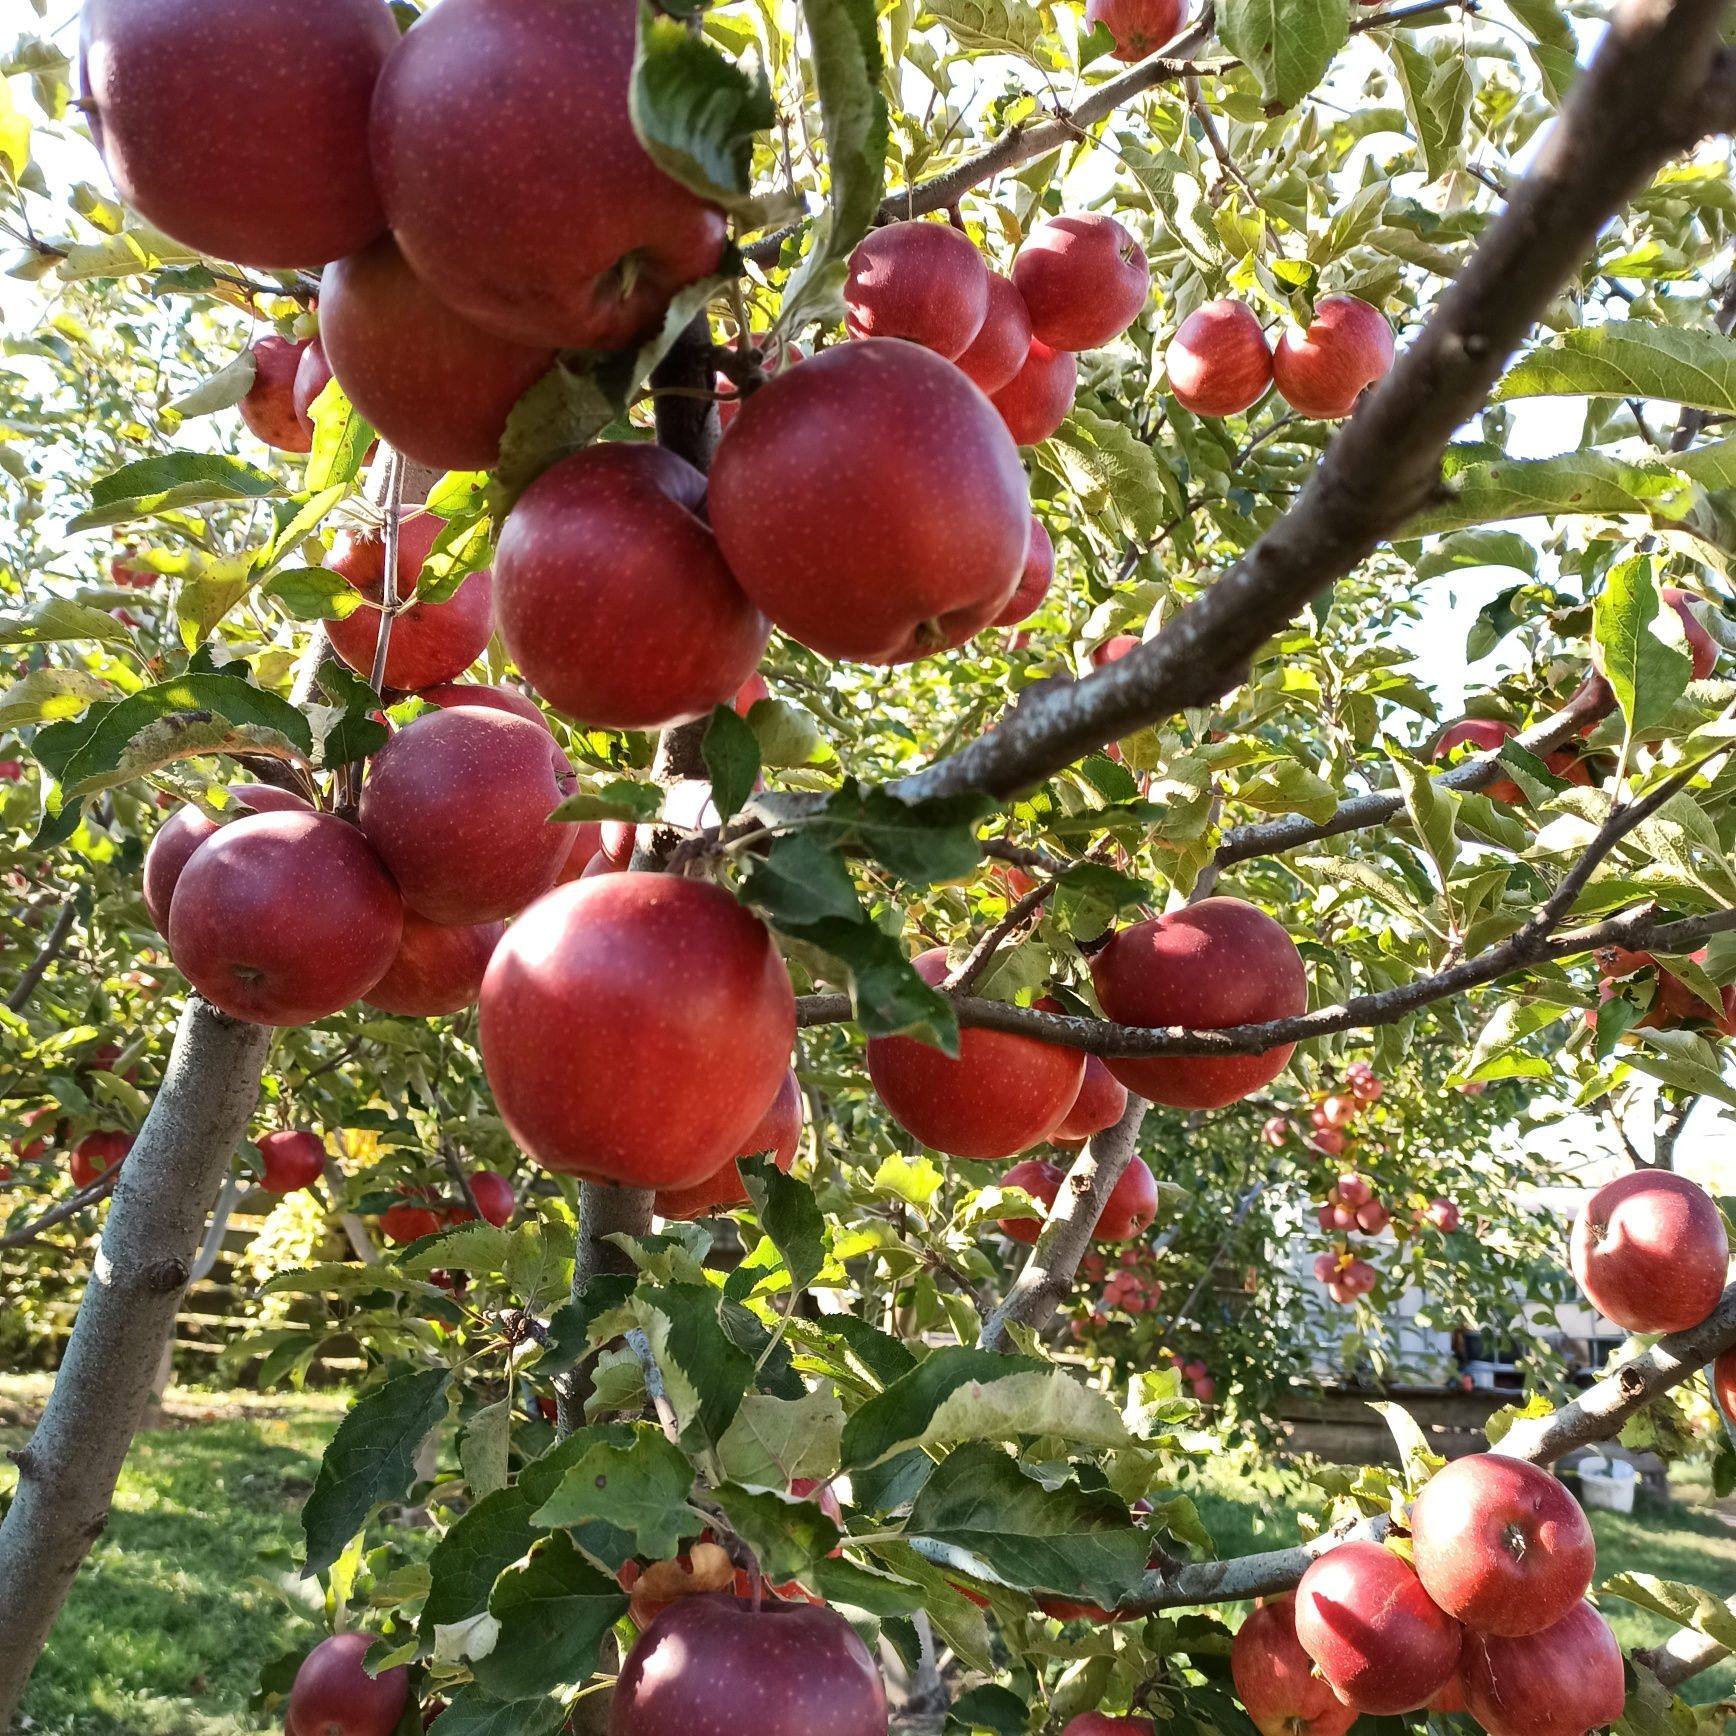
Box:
(1382, 36, 1471, 183)
(702, 702, 761, 822)
(716, 1390, 845, 1487)
(711, 1484, 842, 1580)
(0, 667, 110, 731)
(304, 375, 375, 493)
(400, 1223, 515, 1277)
(1047, 410, 1172, 543)
(817, 780, 995, 885)
(630, 0, 778, 216)
(550, 779, 663, 825)
(1217, 0, 1347, 110)
(629, 1283, 755, 1452)
(790, 911, 961, 1051)
(425, 1689, 567, 1736)
(302, 1367, 452, 1577)
(945, 1684, 1030, 1736)
(842, 1347, 1047, 1468)
(1406, 445, 1703, 537)
(459, 1399, 512, 1503)
(1414, 528, 1541, 582)
(739, 830, 863, 928)
(740, 1154, 827, 1291)
(69, 451, 285, 532)
(472, 1532, 629, 1703)
(0, 598, 135, 648)
(260, 566, 362, 623)
(1600, 1572, 1736, 1652)
(1495, 324, 1736, 413)
(904, 1442, 1151, 1606)
(532, 1426, 702, 1559)
(166, 347, 257, 419)
(1593, 555, 1693, 739)
(419, 1425, 638, 1642)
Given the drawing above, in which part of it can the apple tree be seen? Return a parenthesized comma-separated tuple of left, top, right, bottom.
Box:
(4, 0, 1736, 1732)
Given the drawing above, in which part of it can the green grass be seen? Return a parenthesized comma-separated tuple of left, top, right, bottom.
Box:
(3, 1380, 1734, 1730)
(2, 1377, 346, 1736)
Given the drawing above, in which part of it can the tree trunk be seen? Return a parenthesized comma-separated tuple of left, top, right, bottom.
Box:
(0, 995, 269, 1730)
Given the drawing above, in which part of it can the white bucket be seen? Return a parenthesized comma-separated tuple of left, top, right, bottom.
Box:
(1577, 1455, 1636, 1514)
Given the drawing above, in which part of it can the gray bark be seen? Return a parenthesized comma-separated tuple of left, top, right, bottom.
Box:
(0, 995, 269, 1730)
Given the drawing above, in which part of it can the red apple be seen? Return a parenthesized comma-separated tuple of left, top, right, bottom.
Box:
(1261, 1116, 1289, 1148)
(1084, 0, 1185, 57)
(11, 1108, 54, 1163)
(1569, 1169, 1729, 1332)
(325, 512, 495, 696)
(480, 876, 795, 1189)
(372, 0, 726, 350)
(556, 823, 608, 884)
(867, 950, 1085, 1159)
(994, 517, 1057, 628)
(1331, 1173, 1371, 1208)
(495, 444, 769, 728)
(710, 340, 1029, 663)
(997, 1157, 1063, 1244)
(844, 221, 990, 359)
(654, 1069, 804, 1221)
(611, 1594, 886, 1736)
(1313, 1250, 1339, 1282)
(292, 336, 335, 428)
(1346, 1062, 1383, 1102)
(80, 0, 398, 269)
(735, 673, 770, 715)
(143, 804, 219, 937)
(1012, 215, 1150, 352)
(466, 1170, 516, 1227)
(1092, 634, 1141, 668)
(955, 271, 1034, 395)
(1432, 717, 1522, 804)
(1425, 1197, 1461, 1233)
(1059, 1719, 1154, 1736)
(717, 345, 803, 431)
(239, 336, 315, 453)
(364, 908, 505, 1017)
(168, 812, 403, 1025)
(1052, 1054, 1130, 1144)
(1293, 1540, 1461, 1715)
(1409, 1455, 1594, 1637)
(319, 235, 557, 471)
(229, 784, 313, 816)
(1090, 898, 1307, 1109)
(257, 1130, 327, 1195)
(1097, 1157, 1159, 1241)
(357, 706, 574, 924)
(381, 1197, 442, 1245)
(1354, 1200, 1389, 1233)
(289, 1632, 408, 1736)
(71, 1131, 133, 1189)
(1595, 945, 1656, 980)
(1662, 586, 1718, 680)
(1272, 295, 1395, 419)
(1166, 299, 1273, 416)
(1318, 1093, 1357, 1129)
(1712, 1344, 1735, 1421)
(990, 338, 1078, 444)
(1232, 1595, 1358, 1736)
(1460, 1601, 1625, 1736)
(1341, 1258, 1376, 1295)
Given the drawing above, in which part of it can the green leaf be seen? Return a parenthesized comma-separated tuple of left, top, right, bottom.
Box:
(39, 672, 312, 798)
(426, 1689, 566, 1736)
(475, 1531, 629, 1702)
(1407, 446, 1701, 537)
(822, 782, 994, 885)
(841, 1348, 1127, 1469)
(702, 703, 761, 822)
(740, 831, 864, 927)
(71, 452, 283, 531)
(1414, 527, 1540, 581)
(740, 1153, 826, 1290)
(946, 1684, 1030, 1736)
(302, 1369, 451, 1577)
(924, 0, 1047, 59)
(1494, 325, 1736, 413)
(1593, 555, 1694, 739)
(906, 1443, 1150, 1607)
(0, 667, 110, 731)
(167, 348, 257, 418)
(492, 362, 622, 515)
(791, 914, 960, 1050)
(810, 1556, 928, 1616)
(711, 1483, 842, 1579)
(262, 566, 364, 623)
(304, 375, 375, 493)
(1047, 410, 1168, 543)
(631, 1, 777, 213)
(0, 598, 135, 648)
(745, 696, 823, 768)
(716, 1390, 845, 1487)
(1601, 1572, 1736, 1651)
(631, 1284, 755, 1452)
(1382, 37, 1470, 181)
(533, 1427, 701, 1559)
(1505, 0, 1578, 99)
(549, 779, 663, 825)
(1217, 0, 1348, 108)
(1388, 744, 1458, 883)
(1235, 759, 1340, 824)
(460, 1400, 512, 1502)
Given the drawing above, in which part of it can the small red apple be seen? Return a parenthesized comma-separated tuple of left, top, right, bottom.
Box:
(364, 909, 505, 1017)
(1433, 717, 1523, 804)
(1459, 1601, 1624, 1736)
(994, 517, 1057, 628)
(1012, 214, 1151, 352)
(71, 1130, 133, 1189)
(168, 812, 403, 1025)
(1661, 586, 1719, 680)
(1051, 1054, 1130, 1144)
(955, 271, 1034, 395)
(1059, 1717, 1154, 1736)
(257, 1130, 327, 1195)
(381, 1195, 443, 1245)
(868, 950, 1085, 1159)
(1712, 1345, 1735, 1421)
(142, 803, 220, 937)
(1331, 1174, 1371, 1208)
(465, 1170, 516, 1227)
(1318, 1093, 1358, 1129)
(654, 1070, 804, 1221)
(1262, 1116, 1290, 1148)
(239, 336, 315, 453)
(1293, 1540, 1461, 1714)
(990, 338, 1078, 445)
(1232, 1595, 1358, 1736)
(1090, 898, 1307, 1109)
(997, 1156, 1063, 1244)
(1272, 295, 1395, 419)
(1312, 1251, 1339, 1282)
(1570, 1169, 1729, 1332)
(1354, 1200, 1389, 1233)
(1166, 300, 1273, 417)
(291, 335, 335, 429)
(288, 1632, 408, 1736)
(1096, 1157, 1159, 1241)
(844, 221, 990, 359)
(1409, 1454, 1594, 1637)
(495, 444, 769, 729)
(1425, 1197, 1461, 1233)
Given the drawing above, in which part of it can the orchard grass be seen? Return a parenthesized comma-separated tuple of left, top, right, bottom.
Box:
(4, 1381, 1732, 1731)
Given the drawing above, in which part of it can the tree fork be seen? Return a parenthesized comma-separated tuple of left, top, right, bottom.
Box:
(0, 996, 271, 1730)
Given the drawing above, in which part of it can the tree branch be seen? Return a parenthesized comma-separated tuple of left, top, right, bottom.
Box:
(878, 0, 1736, 807)
(6, 898, 78, 1013)
(0, 1169, 118, 1250)
(0, 996, 270, 1726)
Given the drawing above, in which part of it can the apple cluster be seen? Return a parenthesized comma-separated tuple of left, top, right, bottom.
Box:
(1165, 295, 1395, 421)
(1234, 1452, 1624, 1736)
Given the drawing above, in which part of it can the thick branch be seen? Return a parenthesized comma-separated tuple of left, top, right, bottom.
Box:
(884, 0, 1735, 807)
(978, 1094, 1147, 1351)
(0, 996, 269, 1726)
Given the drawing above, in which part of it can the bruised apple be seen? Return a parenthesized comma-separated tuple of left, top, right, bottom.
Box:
(709, 341, 1030, 664)
(480, 876, 795, 1189)
(364, 909, 505, 1017)
(495, 444, 769, 728)
(655, 1070, 804, 1220)
(844, 221, 989, 358)
(1091, 899, 1306, 1108)
(866, 950, 1085, 1158)
(1569, 1169, 1728, 1332)
(1231, 1596, 1357, 1736)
